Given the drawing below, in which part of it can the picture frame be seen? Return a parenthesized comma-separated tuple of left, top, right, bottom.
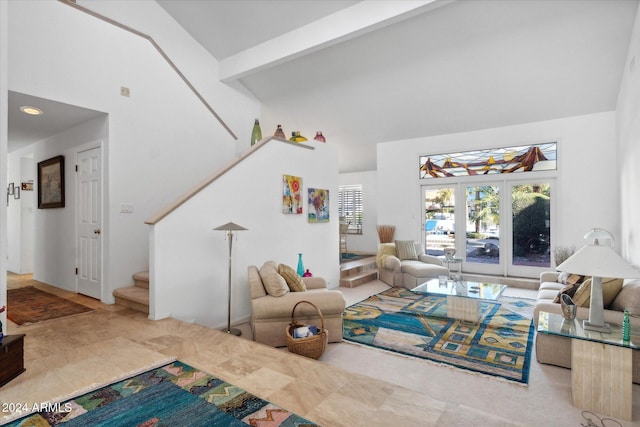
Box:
(8, 182, 14, 195)
(38, 155, 65, 209)
(22, 182, 33, 191)
(308, 188, 329, 223)
(14, 187, 20, 200)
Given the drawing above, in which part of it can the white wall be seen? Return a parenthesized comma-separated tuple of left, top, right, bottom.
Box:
(150, 139, 339, 328)
(378, 111, 619, 252)
(7, 0, 260, 300)
(617, 5, 640, 268)
(6, 149, 34, 274)
(338, 171, 378, 253)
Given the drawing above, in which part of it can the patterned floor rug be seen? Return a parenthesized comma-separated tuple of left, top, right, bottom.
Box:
(7, 286, 94, 325)
(6, 360, 317, 427)
(343, 287, 535, 384)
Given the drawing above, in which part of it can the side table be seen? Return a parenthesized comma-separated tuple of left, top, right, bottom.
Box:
(537, 312, 635, 420)
(444, 257, 462, 279)
(0, 334, 26, 387)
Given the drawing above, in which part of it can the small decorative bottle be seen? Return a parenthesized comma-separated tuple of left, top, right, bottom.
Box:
(297, 253, 305, 277)
(314, 131, 326, 142)
(303, 269, 313, 277)
(290, 131, 307, 143)
(623, 309, 631, 342)
(274, 124, 286, 139)
(250, 118, 262, 146)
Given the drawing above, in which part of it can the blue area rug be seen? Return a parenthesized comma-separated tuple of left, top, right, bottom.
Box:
(343, 287, 535, 384)
(6, 361, 317, 426)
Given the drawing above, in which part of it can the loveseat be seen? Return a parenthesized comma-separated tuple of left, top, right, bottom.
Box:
(248, 262, 346, 347)
(534, 271, 640, 383)
(377, 241, 449, 289)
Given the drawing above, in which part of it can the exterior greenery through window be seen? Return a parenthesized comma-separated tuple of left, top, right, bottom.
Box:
(338, 185, 363, 234)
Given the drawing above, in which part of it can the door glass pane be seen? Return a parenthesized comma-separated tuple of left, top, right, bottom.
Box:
(466, 186, 500, 264)
(512, 184, 551, 267)
(424, 188, 455, 256)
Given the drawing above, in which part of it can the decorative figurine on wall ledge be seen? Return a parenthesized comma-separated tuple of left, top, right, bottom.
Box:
(290, 131, 307, 142)
(250, 118, 262, 146)
(274, 124, 286, 139)
(314, 131, 326, 142)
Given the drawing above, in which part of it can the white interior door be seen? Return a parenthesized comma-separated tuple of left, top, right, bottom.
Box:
(77, 146, 102, 299)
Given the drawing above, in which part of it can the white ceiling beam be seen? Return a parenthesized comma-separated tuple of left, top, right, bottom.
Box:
(219, 0, 453, 82)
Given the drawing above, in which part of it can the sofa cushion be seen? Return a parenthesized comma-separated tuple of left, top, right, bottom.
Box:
(395, 240, 418, 260)
(259, 262, 289, 297)
(278, 264, 307, 292)
(572, 277, 623, 308)
(565, 274, 586, 285)
(610, 281, 640, 312)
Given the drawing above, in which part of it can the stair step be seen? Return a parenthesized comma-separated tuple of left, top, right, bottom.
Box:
(113, 286, 149, 314)
(133, 271, 149, 289)
(340, 270, 378, 288)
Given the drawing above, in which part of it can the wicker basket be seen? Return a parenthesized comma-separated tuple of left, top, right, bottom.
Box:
(285, 301, 328, 359)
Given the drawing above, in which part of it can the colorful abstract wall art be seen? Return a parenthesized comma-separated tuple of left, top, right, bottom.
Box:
(419, 142, 557, 179)
(283, 174, 303, 214)
(308, 188, 329, 223)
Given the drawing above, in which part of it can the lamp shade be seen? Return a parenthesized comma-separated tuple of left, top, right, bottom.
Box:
(213, 222, 247, 232)
(556, 244, 639, 279)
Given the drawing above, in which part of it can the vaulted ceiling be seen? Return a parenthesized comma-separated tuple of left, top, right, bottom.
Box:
(9, 1, 638, 173)
(157, 0, 637, 172)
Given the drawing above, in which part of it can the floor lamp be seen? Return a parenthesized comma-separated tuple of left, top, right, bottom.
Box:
(556, 228, 639, 332)
(214, 221, 247, 336)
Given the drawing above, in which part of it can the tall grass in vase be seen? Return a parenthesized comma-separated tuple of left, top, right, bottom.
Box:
(377, 225, 396, 243)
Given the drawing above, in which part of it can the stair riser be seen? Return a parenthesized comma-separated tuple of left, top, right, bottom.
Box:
(114, 296, 149, 314)
(340, 271, 378, 288)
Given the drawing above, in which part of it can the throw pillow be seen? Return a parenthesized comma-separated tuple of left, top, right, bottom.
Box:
(376, 243, 397, 268)
(395, 240, 418, 260)
(552, 281, 582, 304)
(572, 277, 624, 308)
(259, 262, 289, 297)
(557, 271, 570, 284)
(565, 274, 585, 286)
(610, 282, 640, 312)
(278, 264, 307, 292)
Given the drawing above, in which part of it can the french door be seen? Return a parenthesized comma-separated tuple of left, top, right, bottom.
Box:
(422, 179, 553, 278)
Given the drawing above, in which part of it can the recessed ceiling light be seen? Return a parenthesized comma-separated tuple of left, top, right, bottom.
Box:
(20, 106, 44, 116)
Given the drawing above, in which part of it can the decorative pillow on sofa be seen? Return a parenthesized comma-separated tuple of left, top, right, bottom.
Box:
(572, 277, 624, 308)
(376, 243, 397, 268)
(259, 262, 289, 297)
(610, 282, 640, 312)
(395, 240, 418, 260)
(557, 271, 570, 284)
(565, 274, 585, 285)
(552, 281, 582, 304)
(278, 264, 307, 292)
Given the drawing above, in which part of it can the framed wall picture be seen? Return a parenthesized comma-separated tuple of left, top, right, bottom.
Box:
(8, 182, 14, 195)
(282, 174, 303, 214)
(14, 187, 20, 199)
(308, 188, 329, 223)
(22, 182, 34, 191)
(38, 155, 65, 209)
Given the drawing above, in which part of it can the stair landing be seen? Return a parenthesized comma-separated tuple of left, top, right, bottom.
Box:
(340, 255, 378, 288)
(113, 271, 149, 314)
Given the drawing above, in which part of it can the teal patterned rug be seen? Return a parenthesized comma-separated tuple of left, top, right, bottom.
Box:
(343, 287, 535, 384)
(6, 361, 317, 426)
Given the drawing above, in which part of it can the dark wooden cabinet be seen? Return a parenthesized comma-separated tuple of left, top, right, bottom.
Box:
(0, 334, 26, 387)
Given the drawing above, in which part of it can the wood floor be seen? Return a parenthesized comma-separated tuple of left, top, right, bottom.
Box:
(0, 274, 470, 426)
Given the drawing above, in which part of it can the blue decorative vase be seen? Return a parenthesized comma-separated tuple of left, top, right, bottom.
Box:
(297, 253, 304, 276)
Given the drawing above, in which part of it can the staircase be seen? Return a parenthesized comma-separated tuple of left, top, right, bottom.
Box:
(339, 255, 378, 288)
(113, 271, 150, 314)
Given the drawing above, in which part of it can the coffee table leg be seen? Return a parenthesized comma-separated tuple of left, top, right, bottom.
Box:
(447, 295, 480, 323)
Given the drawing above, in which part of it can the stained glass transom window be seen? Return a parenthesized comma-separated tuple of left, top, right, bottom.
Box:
(419, 142, 556, 179)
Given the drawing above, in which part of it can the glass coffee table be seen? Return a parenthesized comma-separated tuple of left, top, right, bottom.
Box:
(412, 278, 507, 323)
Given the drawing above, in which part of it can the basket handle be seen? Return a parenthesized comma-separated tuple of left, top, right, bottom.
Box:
(291, 300, 325, 332)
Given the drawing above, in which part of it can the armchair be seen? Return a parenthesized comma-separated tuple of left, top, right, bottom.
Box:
(248, 262, 346, 347)
(377, 241, 449, 289)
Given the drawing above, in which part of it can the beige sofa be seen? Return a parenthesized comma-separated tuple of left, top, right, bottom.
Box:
(534, 271, 640, 383)
(248, 263, 346, 347)
(377, 242, 449, 289)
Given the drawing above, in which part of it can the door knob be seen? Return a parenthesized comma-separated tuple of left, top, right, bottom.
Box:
(93, 229, 101, 234)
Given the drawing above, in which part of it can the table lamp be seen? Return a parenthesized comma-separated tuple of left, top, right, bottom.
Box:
(214, 221, 247, 336)
(556, 228, 639, 332)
